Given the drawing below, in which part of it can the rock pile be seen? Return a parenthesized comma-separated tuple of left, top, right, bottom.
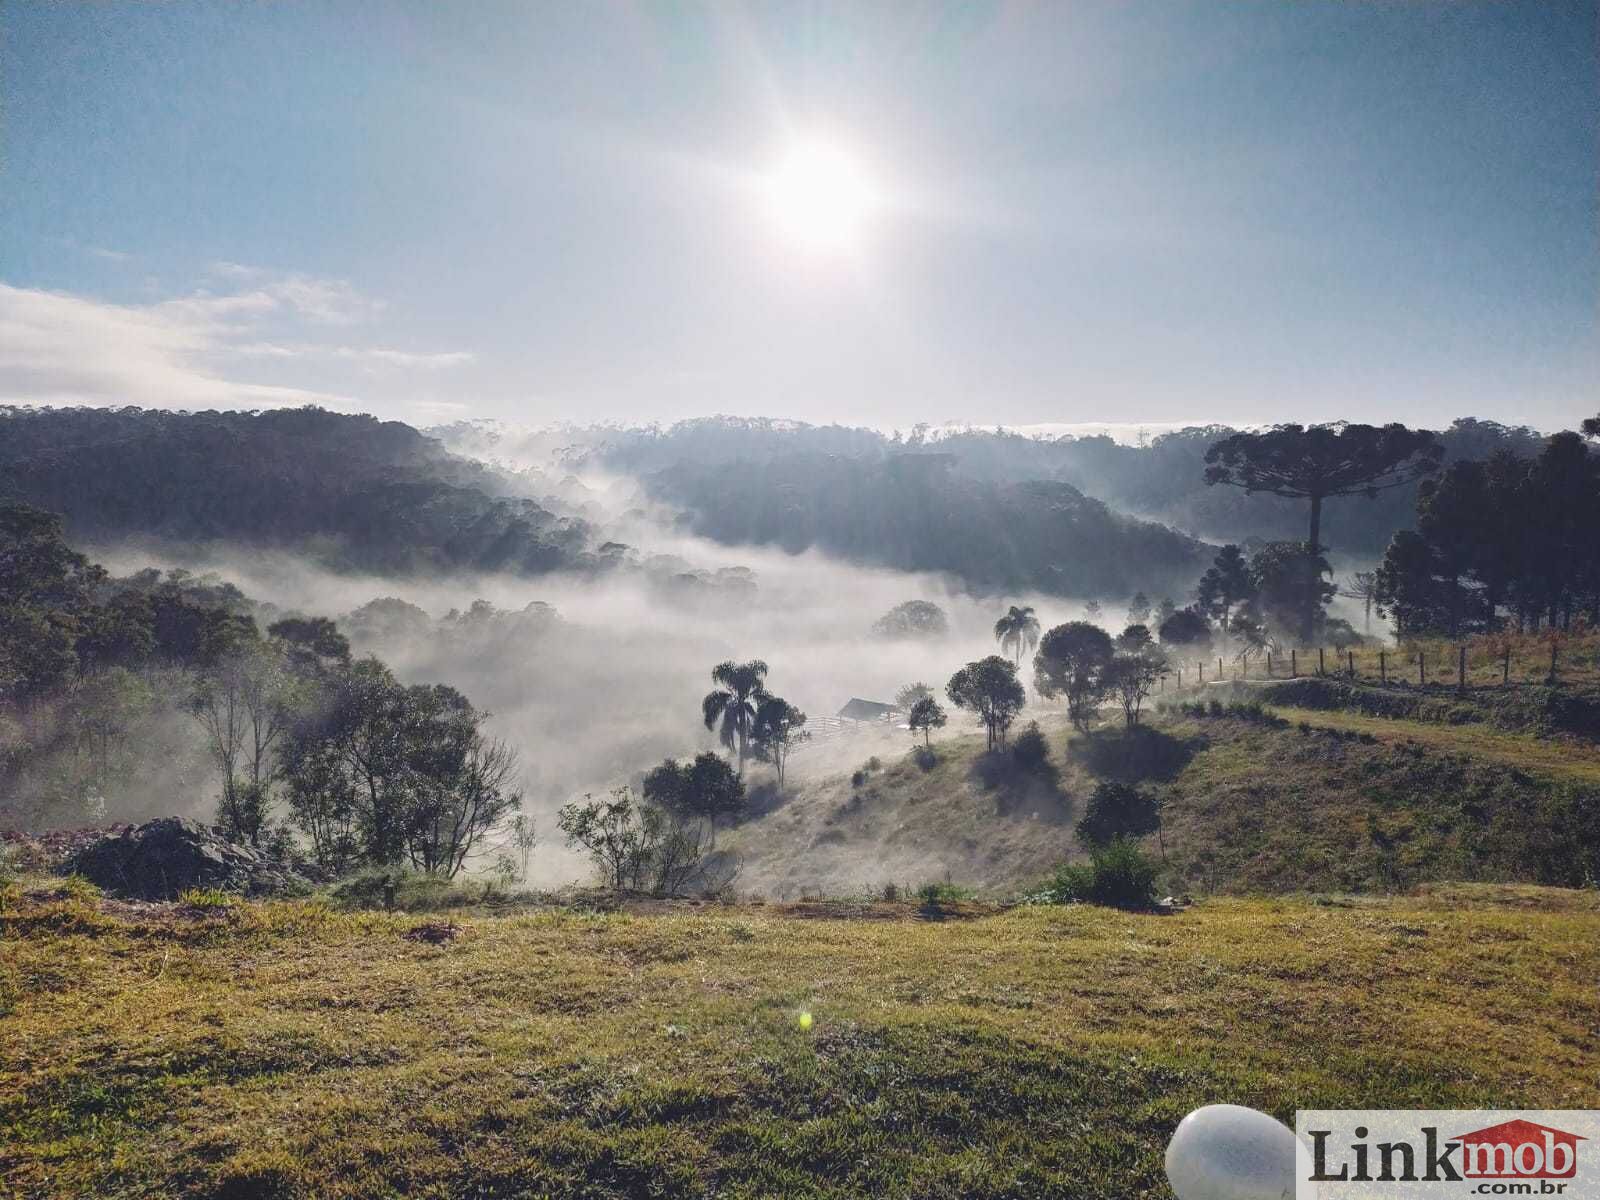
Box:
(66, 818, 310, 900)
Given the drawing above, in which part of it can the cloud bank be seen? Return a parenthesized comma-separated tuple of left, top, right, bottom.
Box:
(0, 268, 474, 412)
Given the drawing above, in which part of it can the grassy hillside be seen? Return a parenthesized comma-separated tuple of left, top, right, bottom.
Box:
(731, 700, 1599, 899)
(2, 883, 1595, 1199)
(1151, 709, 1599, 893)
(725, 719, 1088, 899)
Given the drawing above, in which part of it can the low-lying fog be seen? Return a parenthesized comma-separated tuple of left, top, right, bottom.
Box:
(93, 516, 1102, 884)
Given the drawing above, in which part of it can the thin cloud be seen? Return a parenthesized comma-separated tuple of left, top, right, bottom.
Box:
(234, 342, 475, 370)
(0, 266, 473, 412)
(0, 283, 356, 410)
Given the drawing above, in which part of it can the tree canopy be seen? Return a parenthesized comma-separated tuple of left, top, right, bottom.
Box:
(945, 656, 1026, 751)
(1032, 622, 1114, 731)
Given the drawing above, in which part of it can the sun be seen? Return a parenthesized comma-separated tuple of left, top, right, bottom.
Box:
(765, 140, 881, 252)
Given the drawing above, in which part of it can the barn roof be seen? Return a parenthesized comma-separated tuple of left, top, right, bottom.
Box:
(838, 698, 898, 721)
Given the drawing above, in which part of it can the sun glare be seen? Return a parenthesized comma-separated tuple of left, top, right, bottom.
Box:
(765, 140, 881, 252)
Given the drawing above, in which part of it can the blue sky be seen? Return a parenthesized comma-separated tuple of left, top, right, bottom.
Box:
(2, 1, 1595, 431)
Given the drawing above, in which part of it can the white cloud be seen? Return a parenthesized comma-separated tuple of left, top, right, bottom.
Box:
(0, 270, 473, 412)
(233, 342, 475, 370)
(0, 284, 354, 410)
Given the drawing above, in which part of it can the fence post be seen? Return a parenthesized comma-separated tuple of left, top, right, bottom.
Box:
(1548, 642, 1559, 684)
(1291, 649, 1297, 678)
(1266, 651, 1272, 678)
(1198, 661, 1205, 685)
(1348, 649, 1355, 677)
(1177, 667, 1182, 689)
(1218, 656, 1224, 681)
(1318, 647, 1326, 676)
(1419, 650, 1425, 686)
(1379, 649, 1386, 684)
(1458, 644, 1467, 693)
(1503, 646, 1511, 685)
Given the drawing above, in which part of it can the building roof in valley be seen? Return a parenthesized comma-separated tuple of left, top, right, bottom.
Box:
(838, 698, 898, 722)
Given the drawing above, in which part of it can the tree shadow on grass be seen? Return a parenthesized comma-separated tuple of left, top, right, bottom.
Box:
(968, 752, 1072, 822)
(743, 779, 786, 818)
(1070, 725, 1205, 783)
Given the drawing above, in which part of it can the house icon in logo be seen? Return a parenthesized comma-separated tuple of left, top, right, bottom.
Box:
(1452, 1119, 1585, 1180)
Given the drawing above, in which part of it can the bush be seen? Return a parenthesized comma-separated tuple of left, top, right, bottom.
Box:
(56, 875, 102, 905)
(916, 881, 974, 908)
(1011, 721, 1050, 771)
(178, 887, 237, 910)
(1075, 781, 1161, 847)
(329, 869, 481, 912)
(1038, 840, 1159, 909)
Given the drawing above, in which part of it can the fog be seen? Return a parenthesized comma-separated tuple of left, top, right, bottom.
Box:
(93, 515, 1103, 884)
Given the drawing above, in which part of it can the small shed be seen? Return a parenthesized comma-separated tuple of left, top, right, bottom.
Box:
(837, 698, 899, 723)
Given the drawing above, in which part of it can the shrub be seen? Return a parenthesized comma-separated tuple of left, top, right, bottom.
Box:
(1038, 840, 1159, 909)
(57, 875, 101, 905)
(179, 887, 237, 910)
(916, 881, 973, 908)
(850, 770, 867, 788)
(1075, 781, 1161, 847)
(329, 869, 472, 912)
(1011, 721, 1050, 771)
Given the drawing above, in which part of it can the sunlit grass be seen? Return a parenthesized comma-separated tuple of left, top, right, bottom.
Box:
(1266, 704, 1600, 786)
(2, 885, 1596, 1198)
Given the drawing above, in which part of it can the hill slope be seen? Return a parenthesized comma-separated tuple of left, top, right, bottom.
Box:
(0, 406, 595, 575)
(727, 705, 1600, 898)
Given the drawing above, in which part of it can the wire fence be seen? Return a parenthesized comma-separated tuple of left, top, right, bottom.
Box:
(1157, 630, 1600, 695)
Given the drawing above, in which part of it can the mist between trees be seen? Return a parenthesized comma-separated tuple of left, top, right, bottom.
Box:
(8, 508, 1136, 886)
(5, 412, 1592, 890)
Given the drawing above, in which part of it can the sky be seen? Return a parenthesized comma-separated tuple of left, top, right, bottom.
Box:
(2, 1, 1596, 433)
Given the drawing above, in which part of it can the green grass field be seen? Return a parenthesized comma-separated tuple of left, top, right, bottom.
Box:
(1266, 703, 1600, 786)
(3, 883, 1597, 1199)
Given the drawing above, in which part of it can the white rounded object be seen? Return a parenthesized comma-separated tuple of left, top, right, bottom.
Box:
(1165, 1104, 1298, 1200)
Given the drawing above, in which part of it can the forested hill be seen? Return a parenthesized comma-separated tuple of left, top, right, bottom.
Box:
(644, 450, 1210, 598)
(585, 415, 1548, 559)
(0, 407, 593, 576)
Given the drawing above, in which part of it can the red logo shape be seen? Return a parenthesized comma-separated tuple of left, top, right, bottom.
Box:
(1451, 1119, 1585, 1179)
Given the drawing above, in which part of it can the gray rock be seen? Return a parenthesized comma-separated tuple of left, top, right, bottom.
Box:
(66, 817, 311, 900)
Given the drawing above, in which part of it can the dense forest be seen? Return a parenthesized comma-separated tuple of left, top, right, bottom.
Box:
(642, 451, 1210, 598)
(0, 406, 593, 576)
(579, 415, 1549, 560)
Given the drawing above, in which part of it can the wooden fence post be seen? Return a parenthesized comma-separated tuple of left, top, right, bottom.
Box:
(1198, 661, 1205, 685)
(1379, 649, 1386, 684)
(1458, 644, 1467, 693)
(1318, 647, 1326, 676)
(1266, 651, 1272, 678)
(1348, 649, 1355, 677)
(1503, 646, 1511, 685)
(1218, 656, 1224, 681)
(1177, 667, 1182, 689)
(1291, 649, 1297, 678)
(1548, 642, 1559, 684)
(1419, 650, 1426, 686)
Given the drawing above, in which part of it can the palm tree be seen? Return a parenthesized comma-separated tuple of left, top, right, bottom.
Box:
(993, 606, 1040, 667)
(1343, 572, 1378, 633)
(701, 659, 769, 772)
